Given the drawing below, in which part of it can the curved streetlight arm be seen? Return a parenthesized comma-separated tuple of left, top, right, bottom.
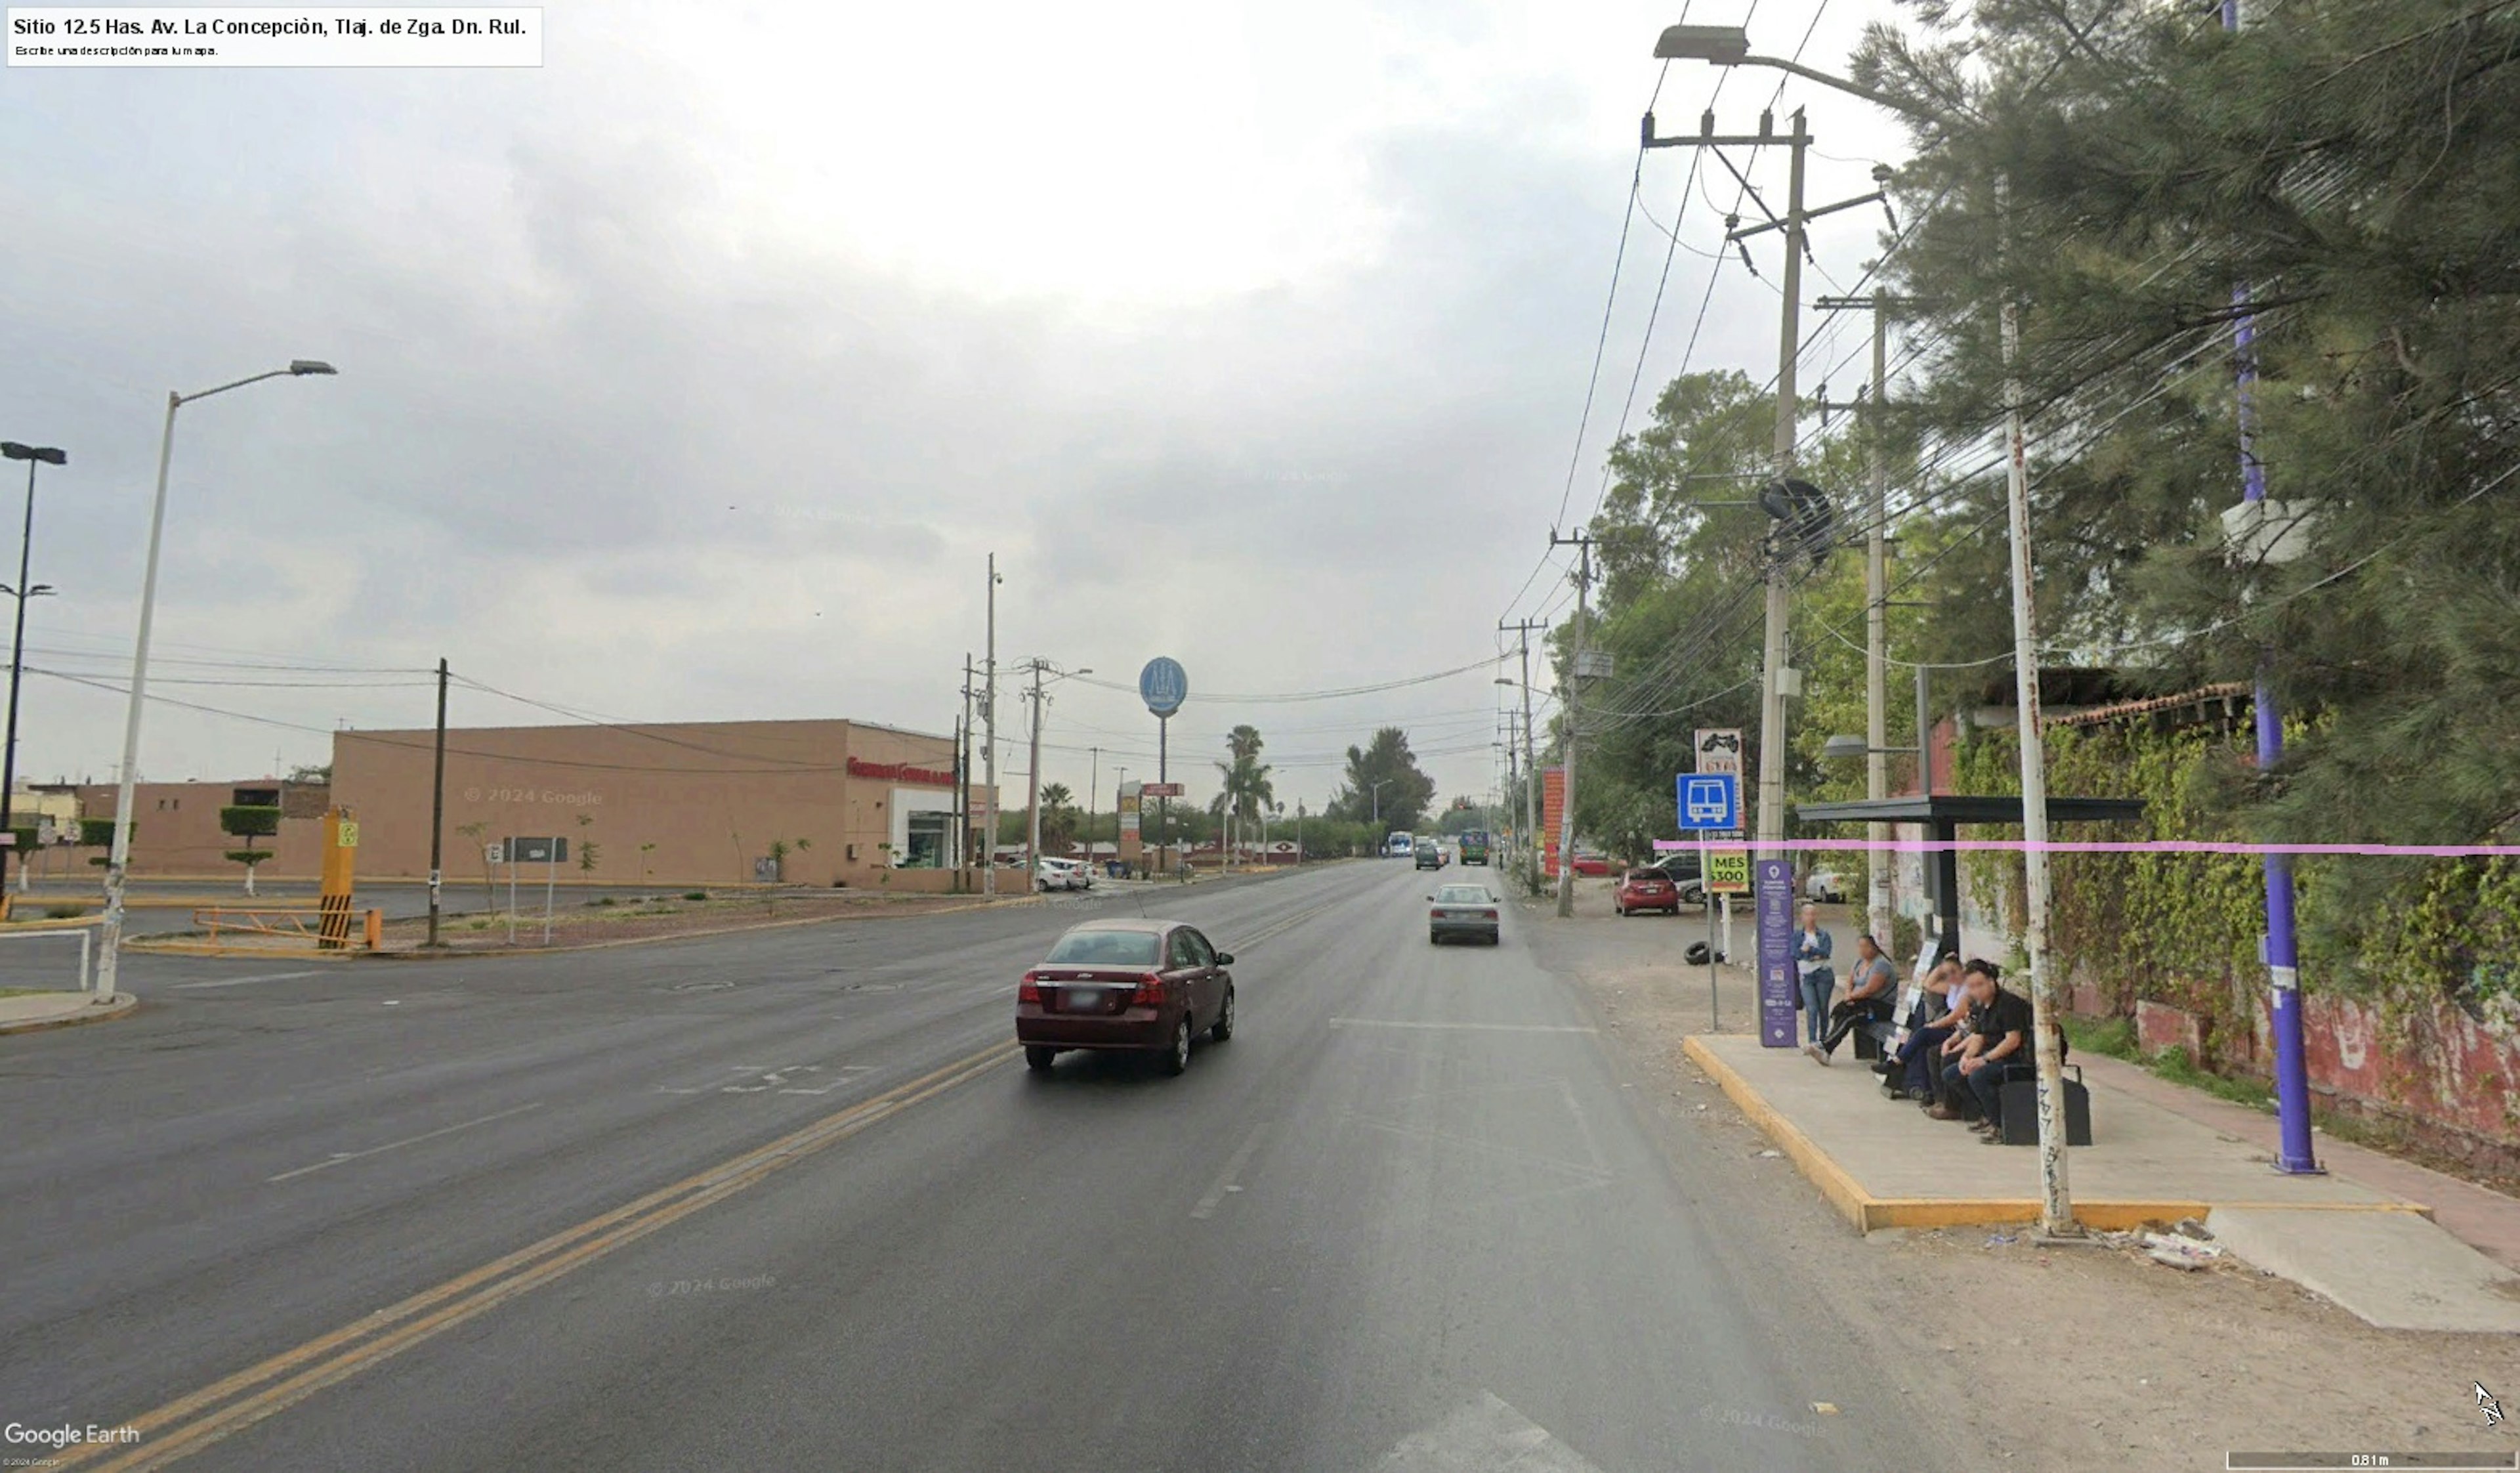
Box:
(178, 360, 337, 406)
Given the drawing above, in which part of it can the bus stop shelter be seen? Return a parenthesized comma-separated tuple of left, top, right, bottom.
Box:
(1790, 796, 2148, 961)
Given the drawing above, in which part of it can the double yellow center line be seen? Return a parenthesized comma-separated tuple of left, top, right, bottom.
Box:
(60, 1040, 1017, 1472)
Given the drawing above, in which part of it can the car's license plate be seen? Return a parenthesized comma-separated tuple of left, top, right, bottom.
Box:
(1063, 987, 1102, 1012)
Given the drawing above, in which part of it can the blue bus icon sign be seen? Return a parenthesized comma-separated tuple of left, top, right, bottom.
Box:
(1677, 774, 1738, 830)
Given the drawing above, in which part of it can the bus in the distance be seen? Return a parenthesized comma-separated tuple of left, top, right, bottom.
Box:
(1458, 830, 1490, 865)
(1385, 832, 1414, 859)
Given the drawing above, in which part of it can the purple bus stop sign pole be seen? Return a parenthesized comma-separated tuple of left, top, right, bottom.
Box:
(1756, 859, 1796, 1046)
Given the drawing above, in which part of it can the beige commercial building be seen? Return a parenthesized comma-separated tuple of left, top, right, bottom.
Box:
(67, 777, 332, 882)
(81, 719, 990, 891)
(329, 718, 983, 890)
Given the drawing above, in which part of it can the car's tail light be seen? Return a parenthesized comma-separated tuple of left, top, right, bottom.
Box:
(1130, 971, 1167, 1007)
(1018, 971, 1042, 1004)
(1481, 910, 1498, 920)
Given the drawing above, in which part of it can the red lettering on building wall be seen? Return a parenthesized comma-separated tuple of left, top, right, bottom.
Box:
(846, 758, 956, 788)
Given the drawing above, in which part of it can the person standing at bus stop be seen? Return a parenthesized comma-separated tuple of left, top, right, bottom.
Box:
(1794, 903, 1835, 1046)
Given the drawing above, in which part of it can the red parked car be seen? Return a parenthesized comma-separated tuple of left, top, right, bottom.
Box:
(1614, 868, 1681, 916)
(1568, 850, 1614, 877)
(1016, 919, 1236, 1076)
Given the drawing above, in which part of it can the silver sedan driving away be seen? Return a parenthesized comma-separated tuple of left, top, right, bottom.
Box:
(1427, 882, 1502, 945)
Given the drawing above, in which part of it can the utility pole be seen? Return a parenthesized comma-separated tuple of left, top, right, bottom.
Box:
(1998, 182, 2074, 1235)
(1500, 618, 1542, 883)
(1022, 658, 1046, 888)
(959, 654, 976, 884)
(1758, 110, 1810, 874)
(2224, 0, 2318, 1176)
(982, 557, 1001, 896)
(1087, 744, 1100, 872)
(427, 657, 448, 947)
(1645, 105, 1816, 877)
(1549, 530, 1594, 918)
(1818, 290, 1898, 945)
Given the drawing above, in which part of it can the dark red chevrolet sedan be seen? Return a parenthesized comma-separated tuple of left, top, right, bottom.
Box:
(1017, 919, 1236, 1076)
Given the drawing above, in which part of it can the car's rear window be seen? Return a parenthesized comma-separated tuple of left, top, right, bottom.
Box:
(1043, 929, 1161, 966)
(1435, 886, 1491, 904)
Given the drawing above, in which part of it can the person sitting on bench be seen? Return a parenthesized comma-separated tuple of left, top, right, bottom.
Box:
(1807, 933, 1898, 1065)
(1930, 961, 2033, 1137)
(1880, 954, 1963, 1103)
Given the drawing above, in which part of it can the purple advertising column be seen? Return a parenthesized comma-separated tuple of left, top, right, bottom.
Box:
(1756, 859, 1796, 1046)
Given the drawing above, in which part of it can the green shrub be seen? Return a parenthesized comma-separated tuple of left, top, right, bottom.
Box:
(2063, 1014, 2137, 1060)
(2150, 1045, 2274, 1108)
(683, 891, 708, 901)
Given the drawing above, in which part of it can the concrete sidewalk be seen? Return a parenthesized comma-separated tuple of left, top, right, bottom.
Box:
(0, 990, 136, 1036)
(1685, 1031, 2520, 1333)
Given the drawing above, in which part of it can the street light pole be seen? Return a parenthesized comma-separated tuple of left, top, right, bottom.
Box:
(96, 361, 334, 1002)
(1026, 664, 1041, 885)
(0, 442, 65, 912)
(2221, 0, 2318, 1178)
(982, 557, 1001, 895)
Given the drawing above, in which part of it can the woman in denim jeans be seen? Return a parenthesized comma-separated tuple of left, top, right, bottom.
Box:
(1794, 903, 1835, 1045)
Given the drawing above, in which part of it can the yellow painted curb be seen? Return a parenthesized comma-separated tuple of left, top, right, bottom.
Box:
(0, 914, 106, 931)
(1684, 1035, 1879, 1231)
(1681, 1035, 2434, 1233)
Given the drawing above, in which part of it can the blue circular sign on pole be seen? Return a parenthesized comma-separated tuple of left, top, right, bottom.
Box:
(1138, 657, 1188, 717)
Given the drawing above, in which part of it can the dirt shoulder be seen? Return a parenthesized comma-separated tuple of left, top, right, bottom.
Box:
(1526, 877, 2511, 1472)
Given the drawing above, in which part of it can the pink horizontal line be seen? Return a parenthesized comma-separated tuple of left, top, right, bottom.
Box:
(1654, 838, 2520, 857)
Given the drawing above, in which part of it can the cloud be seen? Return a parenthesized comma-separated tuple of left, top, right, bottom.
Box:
(0, 0, 1907, 804)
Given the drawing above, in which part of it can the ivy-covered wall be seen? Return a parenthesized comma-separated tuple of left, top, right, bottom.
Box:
(1944, 717, 2520, 1155)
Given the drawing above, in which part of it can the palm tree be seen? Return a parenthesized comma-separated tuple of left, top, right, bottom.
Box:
(1214, 726, 1274, 861)
(1039, 783, 1078, 856)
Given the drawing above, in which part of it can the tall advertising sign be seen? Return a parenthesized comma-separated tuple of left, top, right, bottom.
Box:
(1541, 767, 1566, 878)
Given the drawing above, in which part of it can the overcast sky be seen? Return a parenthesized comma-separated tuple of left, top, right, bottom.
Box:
(0, 0, 1913, 812)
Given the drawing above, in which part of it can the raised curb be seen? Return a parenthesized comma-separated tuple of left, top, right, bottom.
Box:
(1680, 1035, 2434, 1234)
(0, 993, 138, 1037)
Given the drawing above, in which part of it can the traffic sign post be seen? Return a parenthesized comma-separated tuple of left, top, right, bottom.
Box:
(1694, 730, 1746, 1019)
(1675, 773, 1740, 832)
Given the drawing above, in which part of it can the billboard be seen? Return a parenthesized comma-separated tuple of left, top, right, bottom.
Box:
(1541, 767, 1566, 877)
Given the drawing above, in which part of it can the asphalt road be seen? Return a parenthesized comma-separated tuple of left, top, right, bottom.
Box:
(0, 862, 1953, 1473)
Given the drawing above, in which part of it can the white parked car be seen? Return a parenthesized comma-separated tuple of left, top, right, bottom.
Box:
(1035, 857, 1092, 892)
(1804, 868, 1849, 904)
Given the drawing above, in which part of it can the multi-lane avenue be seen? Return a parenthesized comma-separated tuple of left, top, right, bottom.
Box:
(1, 863, 1952, 1472)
